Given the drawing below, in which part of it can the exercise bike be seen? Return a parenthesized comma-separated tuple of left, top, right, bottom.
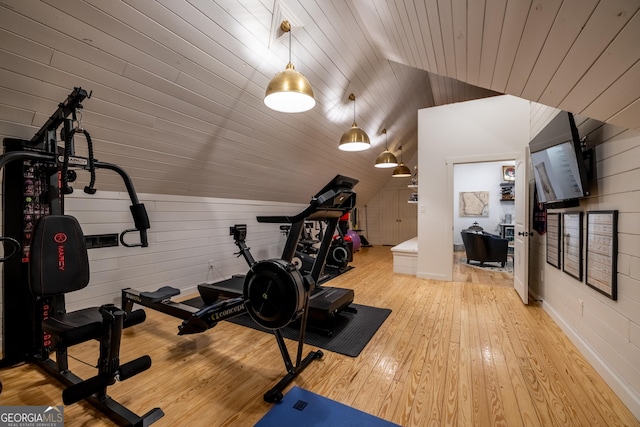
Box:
(122, 175, 359, 402)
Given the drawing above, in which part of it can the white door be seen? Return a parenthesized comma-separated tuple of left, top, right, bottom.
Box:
(381, 189, 418, 245)
(514, 147, 531, 304)
(398, 189, 418, 242)
(381, 190, 398, 245)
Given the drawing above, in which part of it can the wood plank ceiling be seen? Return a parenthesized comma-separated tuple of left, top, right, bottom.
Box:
(0, 0, 638, 205)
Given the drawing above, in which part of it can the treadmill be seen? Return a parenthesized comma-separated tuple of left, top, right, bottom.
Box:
(198, 175, 358, 333)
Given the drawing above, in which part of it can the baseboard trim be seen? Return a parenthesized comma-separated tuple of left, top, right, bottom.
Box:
(541, 299, 640, 420)
(416, 271, 451, 281)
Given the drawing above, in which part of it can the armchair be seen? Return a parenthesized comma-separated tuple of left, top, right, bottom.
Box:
(460, 229, 509, 268)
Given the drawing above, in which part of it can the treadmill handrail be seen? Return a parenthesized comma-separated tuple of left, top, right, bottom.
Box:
(257, 189, 355, 224)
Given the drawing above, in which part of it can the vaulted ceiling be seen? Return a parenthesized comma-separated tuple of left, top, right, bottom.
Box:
(0, 0, 638, 205)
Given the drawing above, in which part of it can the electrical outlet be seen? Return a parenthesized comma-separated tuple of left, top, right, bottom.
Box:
(578, 299, 584, 316)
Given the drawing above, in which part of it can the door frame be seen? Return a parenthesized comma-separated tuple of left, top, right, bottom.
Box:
(446, 152, 521, 282)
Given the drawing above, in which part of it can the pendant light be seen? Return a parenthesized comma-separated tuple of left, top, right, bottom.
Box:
(264, 21, 316, 113)
(392, 145, 411, 177)
(339, 93, 371, 151)
(374, 128, 398, 168)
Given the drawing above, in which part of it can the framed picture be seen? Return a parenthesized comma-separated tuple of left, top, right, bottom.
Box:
(546, 212, 561, 269)
(585, 211, 618, 300)
(562, 212, 583, 281)
(502, 165, 516, 182)
(459, 191, 489, 217)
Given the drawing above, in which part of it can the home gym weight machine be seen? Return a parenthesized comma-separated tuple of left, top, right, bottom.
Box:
(0, 87, 163, 426)
(122, 175, 358, 402)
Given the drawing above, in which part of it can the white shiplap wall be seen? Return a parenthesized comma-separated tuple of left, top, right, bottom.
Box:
(0, 189, 305, 350)
(528, 104, 640, 418)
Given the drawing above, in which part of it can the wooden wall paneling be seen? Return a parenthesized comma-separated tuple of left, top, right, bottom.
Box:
(0, 84, 62, 117)
(606, 92, 640, 130)
(437, 0, 456, 78)
(505, 0, 563, 96)
(538, 0, 639, 107)
(122, 0, 270, 84)
(0, 104, 35, 125)
(465, 0, 486, 86)
(394, 1, 423, 69)
(34, 0, 179, 81)
(0, 6, 127, 75)
(283, 1, 373, 93)
(561, 11, 640, 114)
(477, 0, 508, 90)
(520, 0, 599, 101)
(529, 103, 559, 138)
(401, 1, 431, 72)
(424, 0, 448, 76)
(582, 61, 640, 125)
(0, 28, 53, 64)
(490, 0, 531, 93)
(85, 0, 221, 71)
(451, 0, 468, 83)
(413, 0, 439, 72)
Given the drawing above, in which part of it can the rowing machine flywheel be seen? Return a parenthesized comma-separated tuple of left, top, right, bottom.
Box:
(243, 259, 306, 330)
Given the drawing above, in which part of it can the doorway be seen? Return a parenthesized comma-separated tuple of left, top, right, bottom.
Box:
(451, 158, 516, 284)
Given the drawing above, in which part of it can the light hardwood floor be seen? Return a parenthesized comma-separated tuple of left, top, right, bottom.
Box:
(1, 246, 638, 426)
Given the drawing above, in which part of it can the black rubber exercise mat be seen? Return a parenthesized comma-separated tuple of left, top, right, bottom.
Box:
(182, 297, 391, 358)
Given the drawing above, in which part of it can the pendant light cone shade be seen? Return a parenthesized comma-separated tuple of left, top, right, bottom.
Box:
(264, 21, 315, 113)
(393, 163, 412, 177)
(392, 145, 412, 177)
(339, 94, 371, 151)
(375, 150, 398, 167)
(375, 128, 398, 168)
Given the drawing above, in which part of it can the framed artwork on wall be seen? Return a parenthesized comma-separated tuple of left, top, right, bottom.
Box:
(585, 211, 618, 300)
(459, 191, 489, 217)
(502, 165, 516, 181)
(562, 211, 583, 281)
(546, 212, 561, 269)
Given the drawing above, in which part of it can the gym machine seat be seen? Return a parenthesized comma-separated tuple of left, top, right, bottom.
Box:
(30, 214, 163, 425)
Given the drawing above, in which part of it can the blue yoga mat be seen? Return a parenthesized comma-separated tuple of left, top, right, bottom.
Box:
(255, 386, 400, 427)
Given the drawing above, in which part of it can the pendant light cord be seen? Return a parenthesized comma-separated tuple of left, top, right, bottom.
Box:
(288, 29, 292, 64)
(353, 96, 356, 123)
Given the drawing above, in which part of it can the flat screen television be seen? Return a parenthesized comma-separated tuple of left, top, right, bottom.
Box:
(529, 112, 590, 206)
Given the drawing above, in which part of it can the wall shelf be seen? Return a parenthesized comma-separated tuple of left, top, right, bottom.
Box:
(408, 185, 418, 203)
(500, 182, 515, 201)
